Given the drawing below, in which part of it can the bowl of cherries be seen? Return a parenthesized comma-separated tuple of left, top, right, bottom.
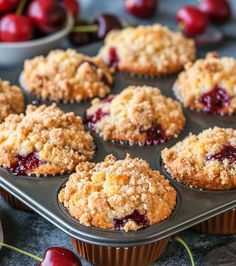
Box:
(0, 0, 74, 67)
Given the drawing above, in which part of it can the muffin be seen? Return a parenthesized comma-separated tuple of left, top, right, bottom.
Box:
(0, 80, 24, 122)
(22, 49, 113, 102)
(174, 52, 236, 115)
(161, 127, 236, 235)
(84, 86, 186, 145)
(0, 103, 94, 176)
(99, 24, 196, 76)
(59, 153, 176, 231)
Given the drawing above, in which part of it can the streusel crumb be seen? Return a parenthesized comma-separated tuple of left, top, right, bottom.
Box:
(0, 103, 94, 175)
(0, 80, 24, 122)
(22, 49, 113, 102)
(174, 53, 236, 114)
(59, 154, 176, 231)
(162, 127, 236, 190)
(85, 86, 186, 145)
(99, 24, 196, 76)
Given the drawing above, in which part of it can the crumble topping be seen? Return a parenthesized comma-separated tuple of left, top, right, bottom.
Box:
(59, 154, 176, 231)
(0, 80, 24, 122)
(99, 24, 196, 76)
(85, 86, 186, 145)
(0, 103, 94, 175)
(22, 49, 113, 102)
(174, 52, 236, 114)
(161, 127, 236, 190)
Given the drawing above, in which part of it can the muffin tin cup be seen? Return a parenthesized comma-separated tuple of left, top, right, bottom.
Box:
(71, 237, 170, 266)
(0, 187, 32, 212)
(194, 208, 236, 235)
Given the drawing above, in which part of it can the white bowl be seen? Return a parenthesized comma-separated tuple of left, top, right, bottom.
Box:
(0, 13, 74, 68)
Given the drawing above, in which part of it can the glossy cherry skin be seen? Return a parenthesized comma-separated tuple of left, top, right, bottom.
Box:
(0, 14, 33, 42)
(125, 0, 157, 19)
(69, 20, 91, 46)
(0, 0, 19, 12)
(176, 6, 209, 37)
(27, 0, 67, 34)
(95, 13, 122, 39)
(38, 247, 82, 266)
(199, 0, 231, 23)
(63, 0, 79, 17)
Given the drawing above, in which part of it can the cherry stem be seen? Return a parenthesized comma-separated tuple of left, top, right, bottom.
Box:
(0, 242, 43, 262)
(71, 25, 99, 33)
(173, 236, 195, 266)
(16, 0, 27, 15)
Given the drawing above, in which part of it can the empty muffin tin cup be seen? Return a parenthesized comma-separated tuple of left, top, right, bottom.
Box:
(194, 208, 236, 235)
(71, 236, 170, 266)
(0, 188, 32, 212)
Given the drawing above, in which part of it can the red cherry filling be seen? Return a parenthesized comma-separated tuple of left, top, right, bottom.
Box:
(113, 210, 149, 230)
(199, 87, 231, 114)
(207, 144, 236, 162)
(140, 123, 171, 145)
(8, 151, 45, 175)
(108, 47, 119, 69)
(85, 108, 110, 131)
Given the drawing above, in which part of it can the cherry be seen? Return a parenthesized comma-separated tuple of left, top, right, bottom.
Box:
(0, 14, 33, 42)
(38, 247, 82, 266)
(69, 20, 91, 46)
(62, 0, 79, 17)
(85, 108, 110, 132)
(108, 47, 119, 69)
(0, 242, 82, 266)
(94, 13, 122, 39)
(0, 0, 19, 12)
(27, 0, 67, 34)
(176, 6, 209, 37)
(199, 0, 231, 23)
(125, 0, 157, 19)
(113, 210, 149, 230)
(206, 144, 236, 162)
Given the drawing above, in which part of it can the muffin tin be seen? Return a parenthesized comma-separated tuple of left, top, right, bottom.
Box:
(0, 43, 236, 259)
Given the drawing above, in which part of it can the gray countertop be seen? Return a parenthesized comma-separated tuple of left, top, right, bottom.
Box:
(0, 0, 236, 265)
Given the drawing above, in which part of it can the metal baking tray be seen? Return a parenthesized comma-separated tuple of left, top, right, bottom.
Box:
(0, 43, 235, 247)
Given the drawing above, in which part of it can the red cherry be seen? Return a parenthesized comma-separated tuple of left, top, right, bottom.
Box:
(199, 0, 231, 23)
(69, 20, 92, 46)
(0, 14, 33, 42)
(176, 6, 209, 37)
(0, 0, 19, 12)
(125, 0, 157, 19)
(63, 0, 79, 17)
(38, 247, 82, 266)
(27, 0, 67, 34)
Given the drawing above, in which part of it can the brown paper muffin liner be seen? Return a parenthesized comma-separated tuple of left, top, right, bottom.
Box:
(0, 188, 32, 212)
(194, 209, 236, 235)
(71, 236, 170, 266)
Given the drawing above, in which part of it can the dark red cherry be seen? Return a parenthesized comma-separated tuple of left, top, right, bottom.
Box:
(199, 0, 231, 23)
(69, 20, 91, 46)
(63, 0, 79, 17)
(140, 123, 170, 145)
(176, 6, 209, 37)
(0, 14, 33, 42)
(94, 13, 122, 39)
(85, 108, 110, 131)
(8, 151, 45, 175)
(108, 47, 119, 69)
(0, 0, 19, 12)
(206, 144, 236, 162)
(27, 0, 67, 34)
(125, 0, 157, 19)
(199, 87, 231, 114)
(38, 247, 82, 266)
(113, 210, 149, 230)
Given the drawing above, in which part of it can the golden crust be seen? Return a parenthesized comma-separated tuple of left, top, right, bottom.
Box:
(99, 24, 196, 76)
(161, 127, 236, 190)
(86, 86, 186, 144)
(22, 49, 113, 102)
(175, 53, 236, 114)
(0, 104, 94, 175)
(59, 154, 176, 231)
(0, 80, 24, 122)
